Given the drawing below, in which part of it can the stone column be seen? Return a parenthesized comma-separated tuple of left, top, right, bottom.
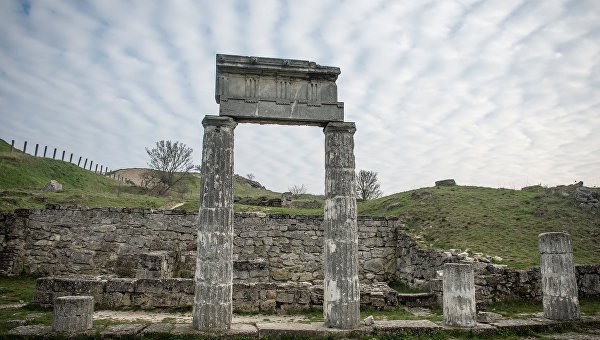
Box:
(323, 122, 360, 329)
(53, 296, 94, 332)
(443, 263, 476, 327)
(538, 232, 580, 320)
(193, 115, 237, 331)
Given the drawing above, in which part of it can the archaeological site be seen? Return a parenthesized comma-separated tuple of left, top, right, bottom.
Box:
(1, 55, 599, 338)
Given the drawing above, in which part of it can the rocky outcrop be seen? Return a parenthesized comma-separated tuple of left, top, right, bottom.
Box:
(42, 180, 63, 192)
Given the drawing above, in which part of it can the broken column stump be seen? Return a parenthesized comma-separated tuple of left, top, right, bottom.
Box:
(443, 263, 476, 327)
(538, 232, 580, 320)
(53, 296, 94, 332)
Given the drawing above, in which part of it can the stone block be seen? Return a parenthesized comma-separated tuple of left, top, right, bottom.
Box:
(105, 278, 136, 292)
(216, 54, 343, 126)
(53, 296, 94, 332)
(101, 324, 147, 337)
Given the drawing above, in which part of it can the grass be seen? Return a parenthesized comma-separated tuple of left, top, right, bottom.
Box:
(481, 297, 600, 318)
(0, 276, 37, 304)
(0, 276, 52, 334)
(359, 185, 600, 269)
(482, 300, 544, 318)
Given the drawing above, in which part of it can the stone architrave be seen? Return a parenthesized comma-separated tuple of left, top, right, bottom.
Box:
(193, 115, 237, 331)
(53, 296, 94, 332)
(323, 122, 360, 329)
(216, 54, 344, 126)
(538, 232, 580, 320)
(443, 263, 476, 327)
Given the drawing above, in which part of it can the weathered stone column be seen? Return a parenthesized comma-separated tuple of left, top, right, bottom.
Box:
(323, 122, 360, 329)
(53, 296, 94, 332)
(538, 232, 580, 320)
(443, 263, 476, 327)
(193, 115, 237, 331)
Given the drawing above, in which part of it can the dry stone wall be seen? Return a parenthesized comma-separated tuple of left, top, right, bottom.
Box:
(34, 277, 406, 312)
(0, 206, 398, 284)
(1, 206, 598, 305)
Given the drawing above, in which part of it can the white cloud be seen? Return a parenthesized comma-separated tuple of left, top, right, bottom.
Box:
(0, 0, 598, 194)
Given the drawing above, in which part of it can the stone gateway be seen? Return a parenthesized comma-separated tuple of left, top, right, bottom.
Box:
(194, 54, 359, 331)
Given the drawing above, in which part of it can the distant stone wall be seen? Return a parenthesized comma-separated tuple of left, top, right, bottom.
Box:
(0, 206, 398, 283)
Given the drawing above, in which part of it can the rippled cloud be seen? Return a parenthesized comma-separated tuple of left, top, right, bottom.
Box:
(0, 0, 598, 194)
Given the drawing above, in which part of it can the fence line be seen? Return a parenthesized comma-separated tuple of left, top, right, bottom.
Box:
(6, 138, 133, 184)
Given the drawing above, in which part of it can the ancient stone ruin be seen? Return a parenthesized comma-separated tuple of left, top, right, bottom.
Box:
(194, 54, 359, 330)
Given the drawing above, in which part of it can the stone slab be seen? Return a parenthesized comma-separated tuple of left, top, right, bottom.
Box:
(439, 322, 496, 333)
(373, 319, 443, 333)
(491, 318, 559, 332)
(7, 325, 53, 337)
(256, 322, 370, 338)
(101, 323, 147, 337)
(171, 323, 258, 338)
(140, 322, 175, 334)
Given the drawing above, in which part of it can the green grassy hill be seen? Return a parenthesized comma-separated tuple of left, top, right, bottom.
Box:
(1, 138, 598, 269)
(0, 140, 168, 210)
(359, 185, 600, 269)
(0, 138, 285, 211)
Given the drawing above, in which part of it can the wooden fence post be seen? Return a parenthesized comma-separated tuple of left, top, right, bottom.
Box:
(61, 150, 65, 161)
(83, 158, 88, 169)
(34, 144, 39, 157)
(43, 146, 47, 157)
(52, 148, 57, 159)
(78, 157, 82, 166)
(69, 153, 73, 163)
(10, 140, 14, 152)
(23, 141, 27, 154)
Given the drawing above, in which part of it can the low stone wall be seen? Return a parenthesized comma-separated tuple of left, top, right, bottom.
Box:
(430, 264, 600, 306)
(34, 277, 418, 312)
(0, 206, 398, 283)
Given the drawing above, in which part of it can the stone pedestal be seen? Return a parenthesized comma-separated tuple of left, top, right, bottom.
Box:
(53, 296, 94, 332)
(323, 122, 360, 329)
(538, 232, 580, 320)
(193, 116, 237, 331)
(443, 263, 476, 327)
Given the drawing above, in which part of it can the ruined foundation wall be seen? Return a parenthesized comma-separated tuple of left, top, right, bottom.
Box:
(34, 277, 405, 312)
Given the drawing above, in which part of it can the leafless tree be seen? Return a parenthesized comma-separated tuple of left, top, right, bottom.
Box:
(288, 184, 307, 197)
(356, 169, 383, 200)
(145, 140, 194, 195)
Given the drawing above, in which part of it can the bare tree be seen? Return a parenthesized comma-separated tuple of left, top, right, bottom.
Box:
(356, 170, 383, 200)
(246, 173, 255, 180)
(145, 140, 194, 195)
(288, 184, 307, 197)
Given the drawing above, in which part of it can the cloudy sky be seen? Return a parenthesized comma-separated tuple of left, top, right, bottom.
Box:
(1, 0, 598, 194)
